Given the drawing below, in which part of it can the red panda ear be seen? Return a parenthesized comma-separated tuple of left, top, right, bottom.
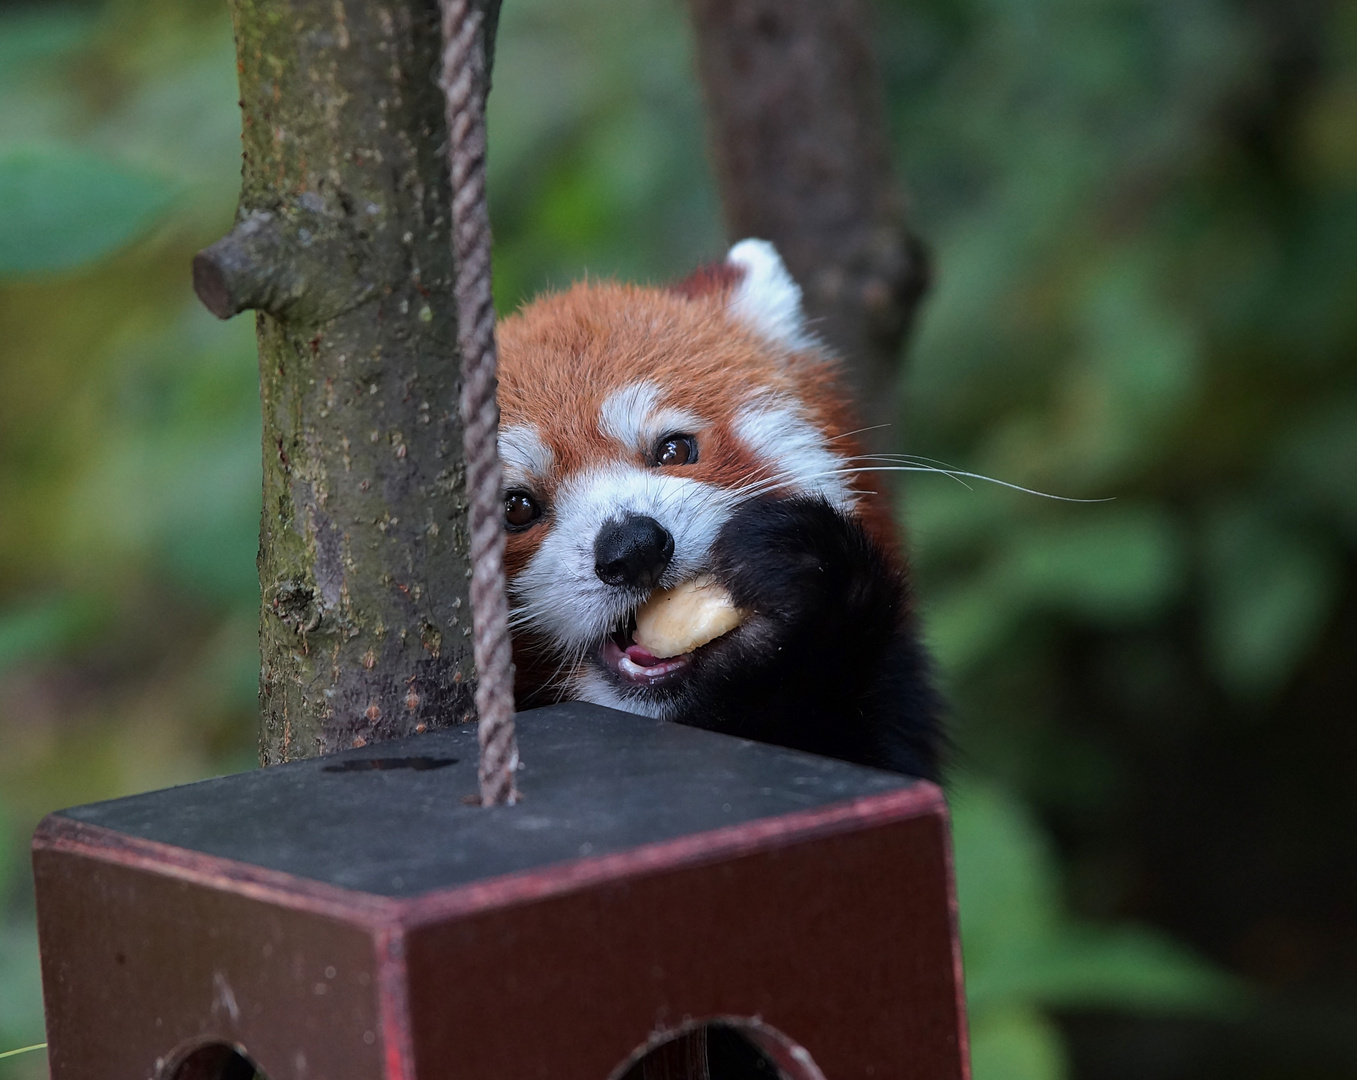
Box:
(669, 258, 745, 299)
(725, 239, 814, 351)
(671, 239, 815, 353)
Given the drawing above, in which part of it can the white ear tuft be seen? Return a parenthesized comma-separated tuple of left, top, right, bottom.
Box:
(726, 239, 815, 352)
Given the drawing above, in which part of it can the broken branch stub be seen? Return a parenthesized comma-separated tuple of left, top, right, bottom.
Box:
(192, 207, 374, 323)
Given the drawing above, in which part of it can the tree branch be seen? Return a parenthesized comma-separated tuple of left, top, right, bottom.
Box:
(687, 0, 929, 446)
(198, 0, 503, 762)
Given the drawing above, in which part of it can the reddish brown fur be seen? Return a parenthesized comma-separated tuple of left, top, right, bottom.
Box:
(668, 260, 746, 300)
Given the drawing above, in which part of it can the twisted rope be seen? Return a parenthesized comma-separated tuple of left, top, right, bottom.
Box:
(439, 0, 518, 806)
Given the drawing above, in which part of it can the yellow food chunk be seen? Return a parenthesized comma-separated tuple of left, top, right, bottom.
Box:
(633, 575, 743, 658)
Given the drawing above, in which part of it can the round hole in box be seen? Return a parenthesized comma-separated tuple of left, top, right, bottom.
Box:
(610, 1018, 825, 1080)
(164, 1043, 267, 1080)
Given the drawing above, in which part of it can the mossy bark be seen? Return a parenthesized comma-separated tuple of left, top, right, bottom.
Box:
(198, 0, 501, 763)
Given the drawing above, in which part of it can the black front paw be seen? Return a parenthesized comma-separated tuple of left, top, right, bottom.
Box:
(681, 496, 940, 779)
(709, 496, 903, 646)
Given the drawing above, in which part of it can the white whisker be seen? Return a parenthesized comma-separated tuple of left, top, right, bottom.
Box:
(784, 464, 1111, 503)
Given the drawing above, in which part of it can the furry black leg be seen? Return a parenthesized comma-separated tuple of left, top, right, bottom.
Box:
(673, 496, 943, 780)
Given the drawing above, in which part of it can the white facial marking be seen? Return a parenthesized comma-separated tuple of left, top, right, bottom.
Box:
(726, 239, 816, 353)
(498, 424, 553, 488)
(599, 380, 705, 456)
(510, 463, 738, 656)
(599, 381, 662, 451)
(733, 396, 855, 511)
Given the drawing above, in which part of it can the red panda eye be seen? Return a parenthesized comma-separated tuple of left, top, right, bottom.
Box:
(504, 490, 542, 530)
(655, 434, 697, 467)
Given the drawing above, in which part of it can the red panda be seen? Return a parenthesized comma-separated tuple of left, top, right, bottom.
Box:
(495, 240, 941, 780)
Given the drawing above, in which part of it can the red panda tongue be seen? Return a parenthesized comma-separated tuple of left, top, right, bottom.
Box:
(624, 644, 666, 667)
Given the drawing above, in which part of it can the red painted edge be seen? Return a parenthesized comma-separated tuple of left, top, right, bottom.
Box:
(31, 782, 947, 936)
(397, 781, 946, 929)
(31, 816, 401, 926)
(375, 925, 416, 1080)
(936, 800, 973, 1080)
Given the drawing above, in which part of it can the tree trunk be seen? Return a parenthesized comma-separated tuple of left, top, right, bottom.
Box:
(195, 0, 501, 763)
(687, 0, 929, 448)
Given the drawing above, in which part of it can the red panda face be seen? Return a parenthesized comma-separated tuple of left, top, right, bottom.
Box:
(496, 241, 897, 715)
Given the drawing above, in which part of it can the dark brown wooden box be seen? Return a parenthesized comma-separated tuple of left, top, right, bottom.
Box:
(32, 703, 969, 1080)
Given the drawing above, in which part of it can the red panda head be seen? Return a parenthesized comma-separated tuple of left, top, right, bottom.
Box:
(496, 240, 898, 710)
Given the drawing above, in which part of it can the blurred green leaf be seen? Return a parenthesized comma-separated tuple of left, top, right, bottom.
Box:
(56, 310, 261, 607)
(90, 30, 244, 197)
(0, 921, 45, 1070)
(1201, 504, 1340, 698)
(0, 802, 45, 1080)
(0, 6, 96, 89)
(0, 147, 177, 277)
(0, 595, 102, 677)
(1000, 506, 1187, 622)
(954, 780, 1244, 1020)
(902, 479, 1014, 562)
(969, 1005, 1068, 1080)
(65, 422, 261, 608)
(0, 803, 13, 902)
(1078, 255, 1200, 421)
(952, 780, 1062, 970)
(1275, 397, 1357, 542)
(925, 505, 1188, 672)
(1021, 924, 1247, 1014)
(922, 573, 1025, 674)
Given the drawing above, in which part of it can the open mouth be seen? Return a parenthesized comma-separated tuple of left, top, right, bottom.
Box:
(600, 615, 693, 687)
(597, 577, 746, 691)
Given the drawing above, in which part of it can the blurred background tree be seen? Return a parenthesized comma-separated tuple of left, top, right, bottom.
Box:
(1, 0, 1354, 1078)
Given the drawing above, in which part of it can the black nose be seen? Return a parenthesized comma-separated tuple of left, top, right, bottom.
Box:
(594, 514, 674, 590)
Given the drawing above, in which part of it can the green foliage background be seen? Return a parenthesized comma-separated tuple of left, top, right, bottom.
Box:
(1, 0, 1353, 1076)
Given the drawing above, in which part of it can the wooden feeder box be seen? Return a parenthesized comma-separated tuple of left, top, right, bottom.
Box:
(33, 702, 969, 1080)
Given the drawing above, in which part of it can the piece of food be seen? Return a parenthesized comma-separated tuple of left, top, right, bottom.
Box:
(633, 575, 743, 658)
